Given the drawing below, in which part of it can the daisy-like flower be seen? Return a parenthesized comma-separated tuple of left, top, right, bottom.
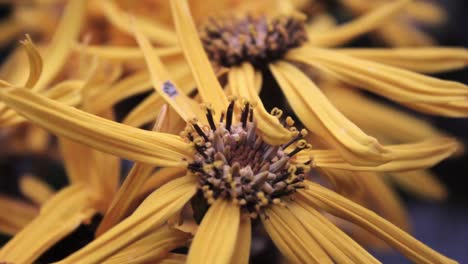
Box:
(0, 1, 459, 262)
(338, 0, 447, 46)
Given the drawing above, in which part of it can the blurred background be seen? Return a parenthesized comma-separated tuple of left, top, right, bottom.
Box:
(0, 0, 467, 263)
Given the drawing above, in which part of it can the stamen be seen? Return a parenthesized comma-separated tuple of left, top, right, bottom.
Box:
(185, 99, 308, 216)
(200, 15, 307, 68)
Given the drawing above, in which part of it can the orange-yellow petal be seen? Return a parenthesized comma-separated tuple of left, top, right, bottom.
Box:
(0, 195, 38, 236)
(19, 174, 54, 205)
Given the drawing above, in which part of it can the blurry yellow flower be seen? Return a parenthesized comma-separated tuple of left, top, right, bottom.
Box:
(0, 1, 460, 263)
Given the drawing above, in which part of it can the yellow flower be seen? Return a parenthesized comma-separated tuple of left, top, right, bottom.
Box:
(0, 1, 459, 263)
(339, 0, 447, 46)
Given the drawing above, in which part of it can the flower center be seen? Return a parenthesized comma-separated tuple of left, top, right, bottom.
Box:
(184, 99, 311, 218)
(200, 15, 308, 68)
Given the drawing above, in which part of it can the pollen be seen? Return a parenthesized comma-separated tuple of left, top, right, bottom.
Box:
(185, 99, 311, 217)
(200, 15, 308, 68)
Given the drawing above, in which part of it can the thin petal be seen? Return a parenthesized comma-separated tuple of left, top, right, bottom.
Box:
(0, 87, 192, 166)
(32, 0, 85, 92)
(0, 185, 96, 264)
(287, 47, 468, 117)
(0, 195, 38, 236)
(307, 137, 459, 172)
(336, 48, 468, 73)
(322, 86, 444, 142)
(19, 36, 43, 88)
(133, 20, 201, 122)
(390, 170, 448, 201)
(230, 217, 251, 264)
(171, 0, 228, 115)
(138, 167, 187, 203)
(96, 162, 155, 236)
(374, 20, 435, 47)
(405, 1, 446, 25)
(354, 172, 410, 231)
(188, 199, 240, 264)
(158, 253, 187, 264)
(262, 204, 333, 264)
(102, 226, 191, 264)
(270, 61, 388, 166)
(288, 200, 380, 263)
(299, 181, 457, 264)
(229, 63, 295, 145)
(97, 0, 177, 45)
(309, 0, 410, 47)
(19, 174, 54, 205)
(56, 175, 197, 264)
(73, 44, 181, 60)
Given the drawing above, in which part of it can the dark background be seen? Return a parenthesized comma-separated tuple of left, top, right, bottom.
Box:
(0, 1, 467, 263)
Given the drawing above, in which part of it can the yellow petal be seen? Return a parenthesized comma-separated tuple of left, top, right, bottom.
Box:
(73, 44, 181, 60)
(32, 0, 85, 92)
(405, 1, 446, 25)
(322, 86, 444, 142)
(96, 162, 155, 236)
(102, 226, 191, 264)
(170, 0, 228, 115)
(336, 48, 468, 73)
(230, 217, 251, 264)
(0, 195, 38, 236)
(19, 174, 54, 205)
(138, 167, 187, 203)
(299, 181, 458, 264)
(309, 0, 410, 47)
(262, 204, 333, 264)
(19, 35, 43, 88)
(188, 199, 240, 264)
(288, 200, 380, 263)
(123, 92, 167, 127)
(57, 175, 197, 264)
(270, 61, 388, 166)
(133, 20, 200, 122)
(97, 0, 177, 46)
(287, 47, 468, 117)
(354, 172, 410, 231)
(0, 185, 96, 264)
(0, 19, 22, 47)
(308, 137, 459, 172)
(0, 86, 192, 166)
(158, 253, 187, 264)
(374, 20, 435, 47)
(229, 63, 294, 145)
(390, 170, 448, 201)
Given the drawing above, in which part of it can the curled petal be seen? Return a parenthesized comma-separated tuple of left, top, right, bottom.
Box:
(229, 63, 295, 145)
(306, 137, 459, 172)
(270, 61, 388, 166)
(288, 47, 468, 117)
